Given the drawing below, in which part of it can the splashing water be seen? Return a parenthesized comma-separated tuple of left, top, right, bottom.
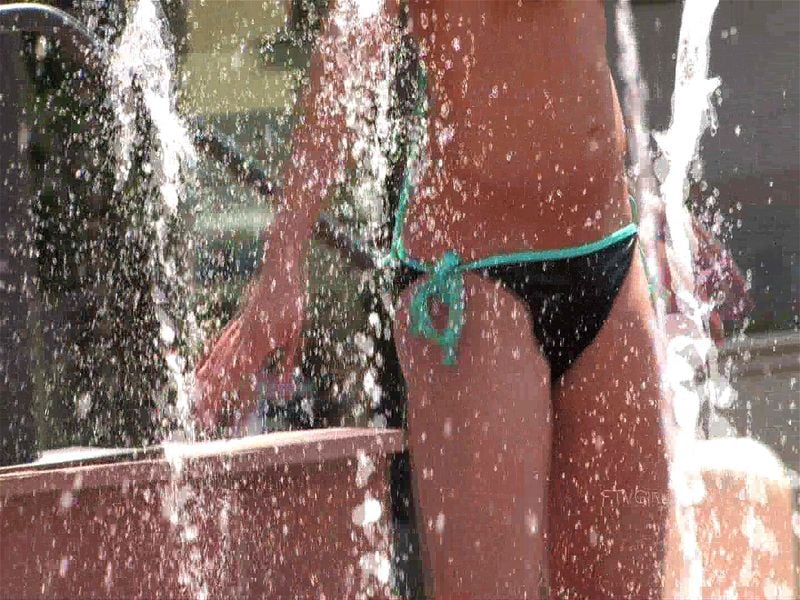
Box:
(654, 3, 723, 596)
(615, 0, 737, 596)
(3, 0, 780, 596)
(111, 2, 396, 596)
(108, 0, 195, 205)
(107, 0, 199, 439)
(107, 2, 207, 596)
(334, 7, 402, 592)
(341, 6, 399, 238)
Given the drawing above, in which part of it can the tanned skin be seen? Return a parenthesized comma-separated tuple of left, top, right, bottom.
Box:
(196, 2, 669, 598)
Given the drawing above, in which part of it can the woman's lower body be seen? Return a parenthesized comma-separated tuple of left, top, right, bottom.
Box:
(393, 236, 669, 598)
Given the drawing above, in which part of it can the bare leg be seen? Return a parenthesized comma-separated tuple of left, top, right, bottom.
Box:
(395, 274, 552, 599)
(548, 253, 669, 599)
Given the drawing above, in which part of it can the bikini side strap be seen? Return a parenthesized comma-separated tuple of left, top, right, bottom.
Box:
(389, 60, 428, 264)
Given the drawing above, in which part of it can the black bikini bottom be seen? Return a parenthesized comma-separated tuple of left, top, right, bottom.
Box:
(394, 234, 638, 381)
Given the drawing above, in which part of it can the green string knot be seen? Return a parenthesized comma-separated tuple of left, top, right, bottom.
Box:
(409, 251, 465, 366)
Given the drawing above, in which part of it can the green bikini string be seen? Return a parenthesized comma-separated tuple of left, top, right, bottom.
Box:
(388, 62, 640, 365)
(409, 251, 465, 365)
(405, 224, 639, 365)
(388, 61, 428, 267)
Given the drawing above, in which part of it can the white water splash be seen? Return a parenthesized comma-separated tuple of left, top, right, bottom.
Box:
(657, 3, 722, 595)
(339, 4, 401, 240)
(615, 0, 723, 596)
(107, 0, 199, 439)
(107, 3, 209, 596)
(161, 445, 209, 600)
(654, 0, 720, 318)
(108, 0, 195, 204)
(326, 20, 403, 594)
(350, 451, 393, 597)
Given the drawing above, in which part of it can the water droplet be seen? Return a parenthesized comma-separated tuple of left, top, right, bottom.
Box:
(589, 527, 599, 547)
(359, 551, 391, 585)
(443, 418, 453, 438)
(525, 511, 539, 535)
(75, 392, 92, 419)
(160, 321, 176, 345)
(355, 450, 376, 487)
(352, 494, 383, 526)
(183, 525, 199, 542)
(60, 491, 74, 510)
(35, 36, 48, 61)
(435, 512, 446, 534)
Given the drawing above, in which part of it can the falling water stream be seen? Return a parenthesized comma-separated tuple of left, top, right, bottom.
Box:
(615, 1, 795, 598)
(107, 0, 199, 439)
(107, 1, 207, 596)
(616, 1, 722, 597)
(104, 0, 396, 596)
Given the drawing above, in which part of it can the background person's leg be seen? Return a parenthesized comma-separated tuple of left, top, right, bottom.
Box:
(549, 255, 669, 599)
(395, 273, 552, 599)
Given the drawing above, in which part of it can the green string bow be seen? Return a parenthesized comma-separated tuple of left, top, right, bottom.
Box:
(409, 251, 466, 366)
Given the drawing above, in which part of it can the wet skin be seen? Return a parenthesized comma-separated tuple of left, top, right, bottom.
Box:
(196, 1, 669, 598)
(404, 0, 631, 262)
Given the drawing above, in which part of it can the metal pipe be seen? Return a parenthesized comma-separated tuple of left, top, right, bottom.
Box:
(194, 127, 378, 271)
(193, 125, 275, 197)
(0, 2, 377, 271)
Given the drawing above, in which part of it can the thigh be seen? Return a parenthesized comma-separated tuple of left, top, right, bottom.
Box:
(395, 272, 552, 598)
(549, 252, 669, 599)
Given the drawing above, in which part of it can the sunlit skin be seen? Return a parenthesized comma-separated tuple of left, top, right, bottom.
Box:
(196, 1, 669, 598)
